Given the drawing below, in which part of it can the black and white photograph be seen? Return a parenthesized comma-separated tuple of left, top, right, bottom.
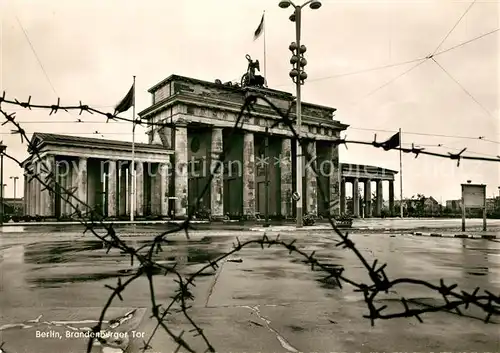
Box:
(0, 0, 499, 352)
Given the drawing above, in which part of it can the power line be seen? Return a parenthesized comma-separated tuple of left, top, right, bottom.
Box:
(272, 26, 497, 87)
(348, 127, 500, 144)
(434, 28, 499, 57)
(432, 0, 477, 55)
(348, 59, 428, 106)
(15, 15, 58, 97)
(14, 14, 82, 122)
(303, 57, 426, 84)
(431, 57, 496, 120)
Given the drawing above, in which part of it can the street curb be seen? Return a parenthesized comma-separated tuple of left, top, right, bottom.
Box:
(410, 231, 497, 239)
(0, 220, 212, 226)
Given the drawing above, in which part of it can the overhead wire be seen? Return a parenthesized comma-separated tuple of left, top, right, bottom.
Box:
(433, 28, 499, 57)
(6, 6, 497, 153)
(301, 57, 426, 84)
(14, 14, 82, 122)
(347, 127, 500, 144)
(430, 57, 496, 120)
(347, 1, 479, 108)
(273, 26, 497, 87)
(431, 0, 477, 55)
(347, 59, 428, 107)
(15, 15, 58, 97)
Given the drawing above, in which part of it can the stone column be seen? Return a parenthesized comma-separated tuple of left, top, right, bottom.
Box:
(242, 132, 256, 218)
(107, 161, 118, 217)
(127, 165, 132, 216)
(35, 177, 42, 216)
(26, 174, 31, 216)
(305, 140, 318, 217)
(353, 178, 360, 217)
(31, 177, 36, 216)
(340, 178, 346, 214)
(23, 173, 28, 215)
(150, 164, 160, 215)
(149, 164, 156, 215)
(61, 163, 68, 216)
(160, 163, 169, 217)
(38, 165, 47, 217)
(329, 145, 341, 216)
(44, 155, 56, 218)
(174, 125, 188, 218)
(376, 179, 383, 217)
(33, 176, 38, 216)
(65, 161, 73, 216)
(29, 178, 34, 216)
(119, 164, 127, 216)
(59, 163, 66, 217)
(364, 179, 372, 218)
(70, 161, 79, 217)
(135, 161, 144, 216)
(39, 168, 44, 216)
(76, 157, 88, 216)
(389, 180, 395, 216)
(280, 138, 293, 218)
(210, 128, 224, 218)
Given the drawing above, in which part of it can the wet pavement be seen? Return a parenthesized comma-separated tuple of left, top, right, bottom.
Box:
(0, 222, 499, 353)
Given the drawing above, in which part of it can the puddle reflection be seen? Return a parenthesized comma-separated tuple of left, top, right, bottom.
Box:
(461, 239, 497, 291)
(17, 239, 224, 288)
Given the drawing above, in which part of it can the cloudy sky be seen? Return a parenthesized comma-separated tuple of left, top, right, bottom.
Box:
(1, 0, 499, 203)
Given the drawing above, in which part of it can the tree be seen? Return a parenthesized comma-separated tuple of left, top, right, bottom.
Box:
(409, 194, 426, 217)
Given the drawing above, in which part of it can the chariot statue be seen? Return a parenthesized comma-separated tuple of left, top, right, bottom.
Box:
(241, 54, 266, 88)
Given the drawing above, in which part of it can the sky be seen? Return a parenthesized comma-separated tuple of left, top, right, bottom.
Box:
(0, 0, 499, 203)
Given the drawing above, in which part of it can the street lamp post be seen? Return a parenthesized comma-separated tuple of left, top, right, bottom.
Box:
(264, 127, 270, 226)
(279, 0, 321, 228)
(0, 143, 5, 225)
(10, 176, 19, 199)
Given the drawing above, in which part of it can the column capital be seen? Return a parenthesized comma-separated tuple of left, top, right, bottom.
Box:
(173, 118, 189, 127)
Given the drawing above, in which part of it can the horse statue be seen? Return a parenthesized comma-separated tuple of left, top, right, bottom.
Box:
(241, 54, 267, 88)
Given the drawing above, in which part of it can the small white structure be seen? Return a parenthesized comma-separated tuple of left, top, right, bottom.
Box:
(461, 182, 486, 231)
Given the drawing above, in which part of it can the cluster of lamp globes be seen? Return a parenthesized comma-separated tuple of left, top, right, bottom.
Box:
(288, 42, 308, 84)
(278, 0, 323, 85)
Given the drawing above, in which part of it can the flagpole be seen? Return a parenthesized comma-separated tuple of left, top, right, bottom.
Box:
(263, 10, 267, 86)
(399, 127, 403, 218)
(131, 76, 136, 223)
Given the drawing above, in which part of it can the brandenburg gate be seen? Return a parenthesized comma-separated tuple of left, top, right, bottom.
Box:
(22, 73, 397, 220)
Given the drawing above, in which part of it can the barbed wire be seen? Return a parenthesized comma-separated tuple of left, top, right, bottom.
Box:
(1, 93, 500, 165)
(0, 92, 499, 353)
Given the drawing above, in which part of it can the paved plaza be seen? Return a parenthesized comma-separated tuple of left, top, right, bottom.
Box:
(1, 219, 499, 353)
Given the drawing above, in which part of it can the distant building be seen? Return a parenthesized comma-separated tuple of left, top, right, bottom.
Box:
(423, 196, 441, 215)
(447, 198, 498, 212)
(486, 197, 498, 212)
(446, 199, 462, 212)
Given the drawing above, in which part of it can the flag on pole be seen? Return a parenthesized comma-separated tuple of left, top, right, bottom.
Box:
(114, 83, 134, 114)
(381, 131, 401, 151)
(254, 13, 265, 40)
